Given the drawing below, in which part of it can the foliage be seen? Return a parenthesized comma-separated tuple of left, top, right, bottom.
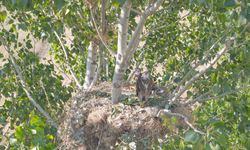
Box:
(0, 0, 249, 149)
(0, 17, 72, 148)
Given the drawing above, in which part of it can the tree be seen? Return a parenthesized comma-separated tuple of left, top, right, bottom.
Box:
(111, 0, 164, 103)
(0, 0, 250, 149)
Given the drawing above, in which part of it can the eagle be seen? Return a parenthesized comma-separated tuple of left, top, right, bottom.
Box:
(135, 69, 155, 101)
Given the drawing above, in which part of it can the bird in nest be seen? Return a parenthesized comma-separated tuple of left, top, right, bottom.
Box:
(135, 69, 155, 105)
(134, 68, 166, 106)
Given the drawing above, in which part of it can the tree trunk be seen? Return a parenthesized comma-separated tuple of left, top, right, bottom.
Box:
(111, 0, 163, 103)
(111, 0, 131, 103)
(83, 41, 97, 89)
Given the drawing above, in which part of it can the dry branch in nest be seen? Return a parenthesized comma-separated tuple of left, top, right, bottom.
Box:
(57, 82, 199, 149)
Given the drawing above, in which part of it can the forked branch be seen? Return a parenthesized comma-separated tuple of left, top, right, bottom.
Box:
(124, 0, 164, 65)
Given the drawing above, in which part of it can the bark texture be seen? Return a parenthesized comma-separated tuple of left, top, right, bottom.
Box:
(111, 0, 132, 103)
(111, 0, 163, 103)
(83, 42, 98, 89)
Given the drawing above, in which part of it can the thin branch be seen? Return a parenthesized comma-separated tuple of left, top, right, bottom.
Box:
(157, 109, 205, 135)
(86, 0, 108, 91)
(40, 79, 51, 108)
(124, 0, 164, 64)
(90, 8, 116, 57)
(53, 31, 82, 89)
(0, 38, 58, 128)
(131, 8, 142, 15)
(142, 8, 189, 38)
(144, 0, 165, 16)
(185, 85, 250, 105)
(185, 90, 212, 105)
(171, 34, 226, 96)
(126, 48, 146, 83)
(170, 37, 235, 102)
(49, 50, 72, 81)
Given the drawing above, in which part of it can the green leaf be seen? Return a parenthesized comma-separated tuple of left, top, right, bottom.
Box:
(112, 0, 125, 7)
(211, 120, 225, 128)
(216, 133, 228, 146)
(30, 114, 45, 128)
(0, 11, 7, 22)
(26, 40, 33, 49)
(15, 126, 25, 141)
(223, 84, 231, 92)
(184, 130, 200, 144)
(55, 0, 65, 10)
(224, 0, 236, 7)
(187, 91, 193, 98)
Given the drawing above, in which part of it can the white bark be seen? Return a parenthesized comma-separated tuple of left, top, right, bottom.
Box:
(124, 0, 164, 64)
(83, 41, 98, 89)
(85, 0, 108, 90)
(112, 0, 132, 103)
(111, 0, 163, 103)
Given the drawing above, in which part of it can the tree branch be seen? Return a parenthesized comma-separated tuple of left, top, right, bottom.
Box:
(124, 0, 164, 65)
(171, 34, 226, 96)
(131, 8, 142, 15)
(90, 8, 116, 57)
(185, 85, 250, 105)
(86, 46, 102, 91)
(185, 90, 212, 105)
(145, 0, 165, 16)
(118, 0, 132, 57)
(157, 109, 205, 135)
(170, 37, 235, 102)
(53, 31, 82, 89)
(0, 38, 58, 128)
(126, 48, 146, 83)
(50, 49, 72, 81)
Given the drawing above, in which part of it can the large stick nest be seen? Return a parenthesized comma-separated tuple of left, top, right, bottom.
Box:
(57, 82, 192, 150)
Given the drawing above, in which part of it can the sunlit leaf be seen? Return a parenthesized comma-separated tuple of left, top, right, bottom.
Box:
(15, 126, 25, 140)
(0, 11, 7, 22)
